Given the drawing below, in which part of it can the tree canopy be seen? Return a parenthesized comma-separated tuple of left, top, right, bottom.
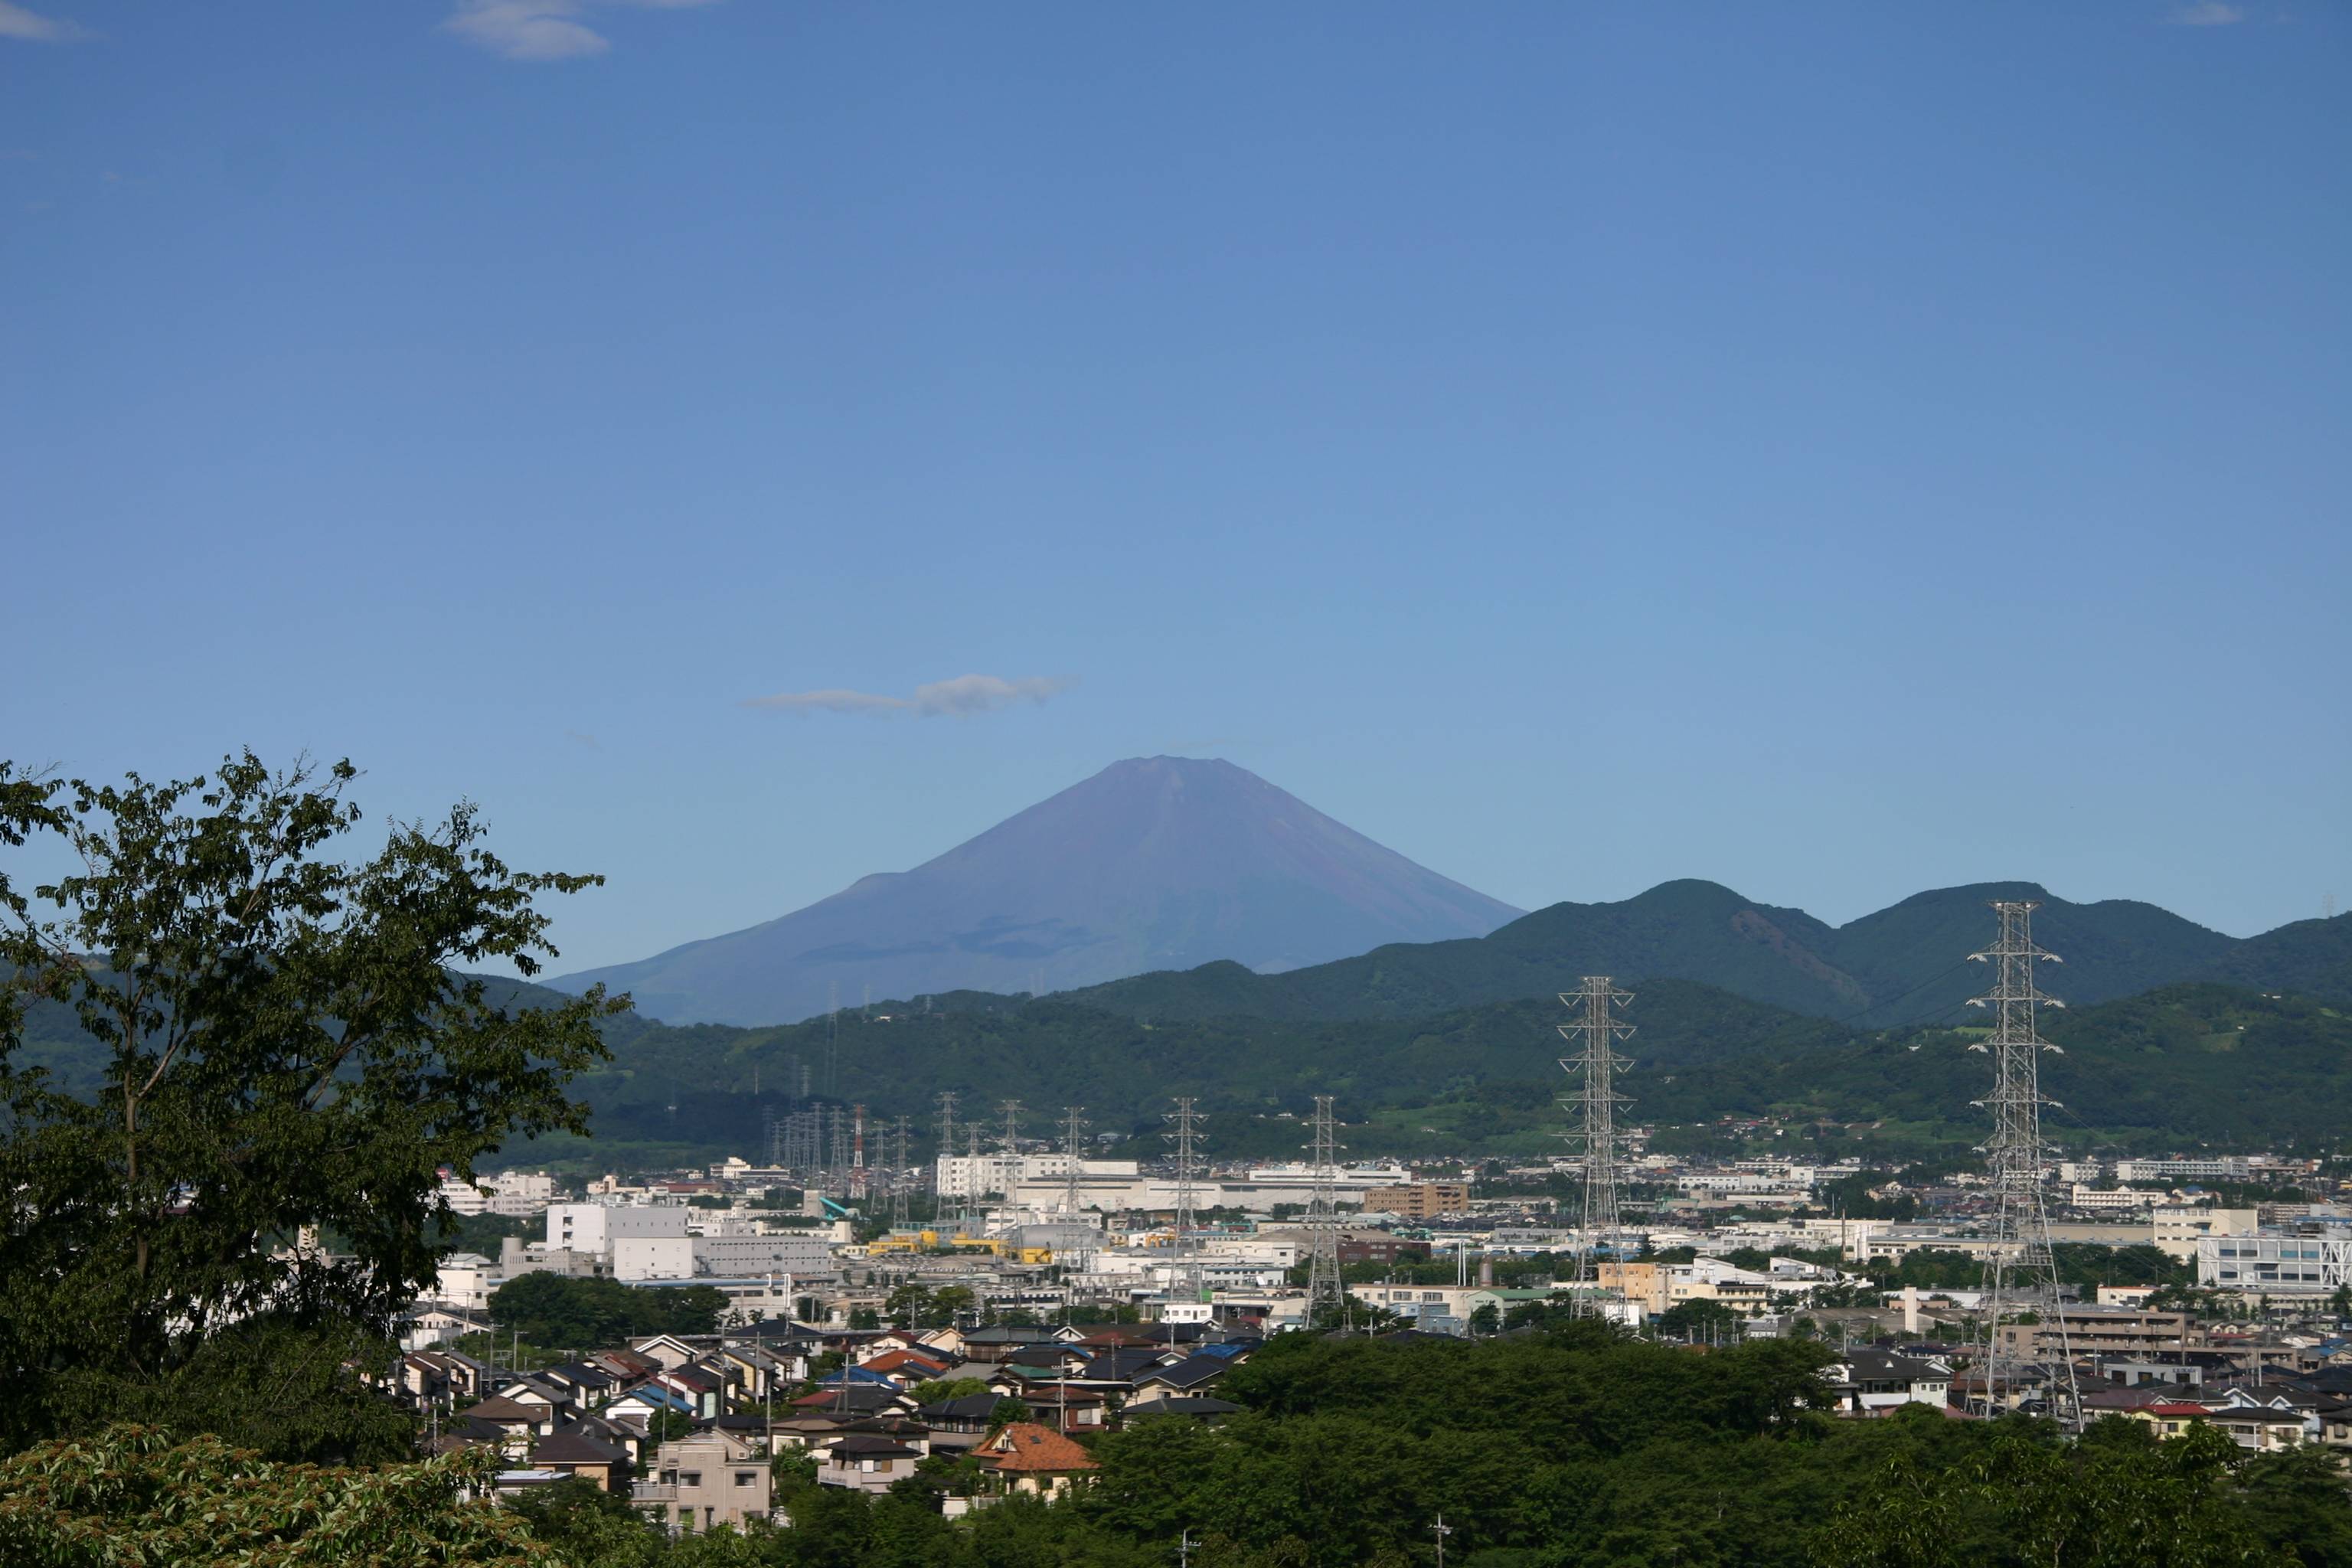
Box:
(0, 753, 622, 1458)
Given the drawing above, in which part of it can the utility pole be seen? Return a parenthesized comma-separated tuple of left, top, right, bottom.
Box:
(1061, 1105, 1090, 1214)
(1559, 978, 1634, 1317)
(1178, 1527, 1197, 1568)
(1165, 1098, 1207, 1298)
(1305, 1095, 1347, 1330)
(1432, 1514, 1453, 1568)
(1966, 900, 2081, 1427)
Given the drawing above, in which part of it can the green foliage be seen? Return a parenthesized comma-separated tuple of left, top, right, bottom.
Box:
(488, 1272, 727, 1349)
(0, 1425, 542, 1566)
(910, 1377, 994, 1405)
(0, 753, 622, 1459)
(1655, 1298, 1745, 1341)
(1818, 1419, 2295, 1567)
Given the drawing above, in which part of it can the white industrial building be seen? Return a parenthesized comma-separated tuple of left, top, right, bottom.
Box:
(2197, 1231, 2352, 1295)
(933, 1155, 1413, 1214)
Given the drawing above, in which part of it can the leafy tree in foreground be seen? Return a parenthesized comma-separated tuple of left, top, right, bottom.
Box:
(0, 1424, 543, 1567)
(0, 753, 623, 1459)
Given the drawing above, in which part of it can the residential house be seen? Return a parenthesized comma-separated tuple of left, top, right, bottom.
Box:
(634, 1429, 773, 1535)
(974, 1422, 1100, 1499)
(818, 1432, 928, 1494)
(1132, 1355, 1231, 1400)
(1824, 1349, 1951, 1414)
(916, 1393, 1008, 1453)
(529, 1429, 632, 1491)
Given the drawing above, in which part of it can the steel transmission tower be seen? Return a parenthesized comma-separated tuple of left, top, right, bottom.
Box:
(1303, 1096, 1348, 1330)
(934, 1091, 959, 1206)
(1164, 1098, 1207, 1296)
(1558, 978, 1634, 1314)
(1966, 901, 2080, 1424)
(889, 1116, 913, 1230)
(1061, 1105, 1090, 1214)
(998, 1099, 1024, 1200)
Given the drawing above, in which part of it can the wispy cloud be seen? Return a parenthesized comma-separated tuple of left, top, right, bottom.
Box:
(0, 2, 89, 42)
(744, 675, 1075, 718)
(441, 0, 720, 61)
(565, 729, 601, 750)
(2166, 2, 2244, 23)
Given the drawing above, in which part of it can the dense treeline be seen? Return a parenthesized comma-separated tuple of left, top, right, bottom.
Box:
(488, 1273, 729, 1348)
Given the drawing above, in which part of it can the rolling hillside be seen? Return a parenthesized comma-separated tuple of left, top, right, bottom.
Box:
(1060, 880, 2318, 1029)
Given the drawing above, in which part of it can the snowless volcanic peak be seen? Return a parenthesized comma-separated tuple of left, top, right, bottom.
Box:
(550, 756, 1522, 1025)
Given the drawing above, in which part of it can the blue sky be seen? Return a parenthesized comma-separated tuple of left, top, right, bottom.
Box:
(3, 1, 2345, 972)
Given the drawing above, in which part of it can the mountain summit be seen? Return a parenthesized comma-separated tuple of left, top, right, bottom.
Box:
(551, 756, 1523, 1025)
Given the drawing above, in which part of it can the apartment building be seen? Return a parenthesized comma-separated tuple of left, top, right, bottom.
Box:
(1361, 1183, 1471, 1220)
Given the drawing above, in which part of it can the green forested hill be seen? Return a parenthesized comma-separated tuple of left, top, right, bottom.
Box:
(1057, 879, 2288, 1030)
(18, 965, 2345, 1168)
(2191, 912, 2352, 1000)
(564, 978, 2350, 1165)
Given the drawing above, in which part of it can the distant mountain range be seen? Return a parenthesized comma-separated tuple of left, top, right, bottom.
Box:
(550, 756, 1524, 1026)
(1064, 879, 2352, 1028)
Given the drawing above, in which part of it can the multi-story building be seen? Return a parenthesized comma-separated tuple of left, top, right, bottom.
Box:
(2152, 1207, 2259, 1262)
(547, 1203, 690, 1255)
(1361, 1183, 1471, 1220)
(633, 1430, 772, 1534)
(2066, 1185, 2151, 1214)
(2115, 1157, 2252, 1184)
(2197, 1231, 2352, 1295)
(1992, 1305, 2197, 1360)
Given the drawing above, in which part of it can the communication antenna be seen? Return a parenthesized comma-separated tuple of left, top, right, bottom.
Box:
(1304, 1096, 1348, 1330)
(1965, 901, 2081, 1426)
(1559, 977, 1634, 1315)
(1164, 1098, 1207, 1294)
(1062, 1105, 1091, 1214)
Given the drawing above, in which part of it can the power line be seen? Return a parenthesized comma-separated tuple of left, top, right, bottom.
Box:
(1559, 977, 1634, 1316)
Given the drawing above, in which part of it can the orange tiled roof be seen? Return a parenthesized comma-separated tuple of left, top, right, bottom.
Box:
(978, 1421, 1099, 1474)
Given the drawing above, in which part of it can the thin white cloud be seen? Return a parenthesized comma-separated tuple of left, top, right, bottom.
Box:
(441, 0, 720, 61)
(2166, 2, 2244, 23)
(744, 675, 1075, 718)
(0, 2, 87, 42)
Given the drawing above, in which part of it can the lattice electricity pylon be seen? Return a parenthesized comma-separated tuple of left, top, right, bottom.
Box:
(1061, 1105, 1090, 1214)
(1303, 1095, 1348, 1330)
(889, 1116, 913, 1230)
(1164, 1098, 1207, 1296)
(1965, 900, 2081, 1425)
(998, 1099, 1024, 1200)
(933, 1090, 959, 1192)
(1558, 978, 1634, 1315)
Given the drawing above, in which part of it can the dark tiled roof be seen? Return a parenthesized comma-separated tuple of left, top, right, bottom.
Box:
(532, 1430, 629, 1465)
